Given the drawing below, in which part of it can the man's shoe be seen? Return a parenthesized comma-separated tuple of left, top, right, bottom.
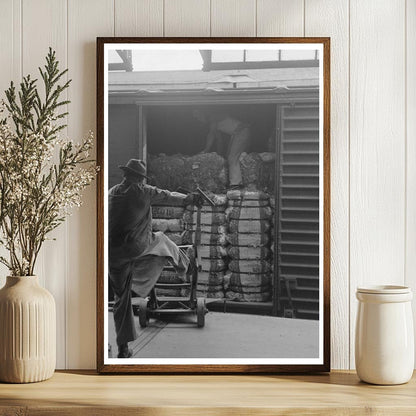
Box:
(117, 345, 133, 358)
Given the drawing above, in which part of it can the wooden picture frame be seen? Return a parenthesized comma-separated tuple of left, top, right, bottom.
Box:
(97, 37, 330, 373)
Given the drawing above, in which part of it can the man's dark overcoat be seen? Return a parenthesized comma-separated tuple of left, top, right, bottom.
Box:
(109, 179, 187, 345)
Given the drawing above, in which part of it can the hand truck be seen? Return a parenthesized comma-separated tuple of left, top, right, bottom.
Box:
(134, 187, 214, 328)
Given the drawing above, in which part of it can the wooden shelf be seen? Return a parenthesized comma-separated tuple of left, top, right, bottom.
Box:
(0, 371, 415, 415)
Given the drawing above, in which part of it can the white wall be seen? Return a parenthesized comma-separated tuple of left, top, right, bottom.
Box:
(0, 0, 414, 370)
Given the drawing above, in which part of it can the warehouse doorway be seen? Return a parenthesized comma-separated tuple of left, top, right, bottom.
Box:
(109, 90, 320, 320)
(146, 104, 276, 157)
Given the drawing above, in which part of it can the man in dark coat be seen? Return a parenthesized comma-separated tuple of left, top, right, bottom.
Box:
(109, 159, 194, 358)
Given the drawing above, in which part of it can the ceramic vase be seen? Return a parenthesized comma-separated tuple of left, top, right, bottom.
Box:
(355, 285, 414, 385)
(0, 276, 56, 383)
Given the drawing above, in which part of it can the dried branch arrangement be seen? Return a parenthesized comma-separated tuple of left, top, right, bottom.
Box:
(0, 48, 96, 276)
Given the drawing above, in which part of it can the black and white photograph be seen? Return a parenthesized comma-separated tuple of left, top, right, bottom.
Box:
(98, 39, 330, 371)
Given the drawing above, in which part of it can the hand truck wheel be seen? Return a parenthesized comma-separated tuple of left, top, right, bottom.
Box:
(196, 298, 206, 328)
(137, 297, 149, 328)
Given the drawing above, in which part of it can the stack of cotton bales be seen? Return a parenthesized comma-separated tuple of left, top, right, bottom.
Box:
(185, 153, 228, 194)
(239, 152, 275, 193)
(224, 190, 273, 302)
(147, 154, 187, 192)
(152, 201, 186, 296)
(183, 194, 228, 298)
(152, 202, 185, 245)
(147, 152, 227, 193)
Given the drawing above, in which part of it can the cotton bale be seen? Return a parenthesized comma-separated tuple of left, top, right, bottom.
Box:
(199, 258, 227, 273)
(152, 218, 184, 233)
(198, 245, 227, 259)
(226, 206, 272, 221)
(157, 270, 185, 284)
(196, 290, 224, 299)
(197, 271, 225, 286)
(239, 152, 276, 191)
(227, 199, 269, 208)
(183, 230, 227, 246)
(227, 285, 270, 294)
(183, 211, 226, 226)
(225, 291, 271, 302)
(227, 232, 269, 247)
(227, 189, 270, 201)
(185, 152, 227, 193)
(228, 259, 272, 274)
(224, 272, 271, 288)
(196, 283, 223, 293)
(155, 288, 182, 297)
(228, 219, 270, 234)
(147, 154, 187, 192)
(152, 205, 185, 219)
(228, 246, 270, 260)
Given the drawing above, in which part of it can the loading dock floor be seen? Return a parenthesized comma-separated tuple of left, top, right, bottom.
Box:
(108, 309, 319, 359)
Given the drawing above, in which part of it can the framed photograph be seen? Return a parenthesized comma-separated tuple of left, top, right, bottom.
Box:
(97, 37, 330, 373)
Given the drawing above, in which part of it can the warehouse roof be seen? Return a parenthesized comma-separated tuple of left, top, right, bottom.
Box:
(108, 67, 319, 93)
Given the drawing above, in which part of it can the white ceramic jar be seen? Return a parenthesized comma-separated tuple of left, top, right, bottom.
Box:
(355, 285, 414, 385)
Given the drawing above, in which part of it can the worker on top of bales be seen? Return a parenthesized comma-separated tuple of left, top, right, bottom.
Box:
(109, 159, 196, 358)
(192, 108, 251, 189)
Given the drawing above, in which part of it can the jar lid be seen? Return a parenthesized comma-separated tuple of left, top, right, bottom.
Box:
(357, 285, 411, 294)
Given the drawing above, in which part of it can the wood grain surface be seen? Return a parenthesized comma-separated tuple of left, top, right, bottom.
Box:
(0, 371, 415, 415)
(0, 0, 413, 371)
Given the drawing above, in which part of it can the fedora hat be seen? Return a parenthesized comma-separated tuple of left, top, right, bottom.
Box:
(118, 159, 150, 179)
